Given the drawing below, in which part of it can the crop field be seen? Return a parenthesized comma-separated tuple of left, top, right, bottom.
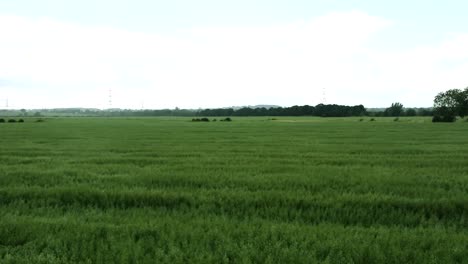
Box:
(0, 117, 468, 263)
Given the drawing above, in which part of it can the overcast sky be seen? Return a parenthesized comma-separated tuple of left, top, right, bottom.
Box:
(1, 0, 467, 109)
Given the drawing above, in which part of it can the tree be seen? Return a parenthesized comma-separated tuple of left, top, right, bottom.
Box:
(385, 102, 404, 117)
(405, 108, 417, 116)
(458, 87, 468, 118)
(433, 87, 468, 122)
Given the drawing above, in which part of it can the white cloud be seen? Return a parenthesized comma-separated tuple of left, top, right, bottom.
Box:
(0, 11, 466, 109)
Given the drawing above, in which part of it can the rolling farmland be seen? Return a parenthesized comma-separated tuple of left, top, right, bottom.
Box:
(1, 117, 467, 263)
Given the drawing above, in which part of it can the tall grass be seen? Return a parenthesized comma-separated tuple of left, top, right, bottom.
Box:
(0, 117, 467, 263)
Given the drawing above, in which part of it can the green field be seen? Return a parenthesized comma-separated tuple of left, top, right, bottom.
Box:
(1, 117, 467, 263)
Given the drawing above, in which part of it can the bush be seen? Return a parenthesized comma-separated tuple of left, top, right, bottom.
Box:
(432, 115, 456, 123)
(36, 119, 45, 123)
(444, 115, 457, 122)
(0, 118, 5, 123)
(370, 118, 376, 122)
(393, 117, 399, 122)
(220, 117, 232, 122)
(359, 118, 364, 122)
(8, 119, 16, 123)
(192, 118, 210, 122)
(18, 119, 25, 123)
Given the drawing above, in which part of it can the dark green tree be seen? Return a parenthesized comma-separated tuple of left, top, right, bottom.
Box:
(433, 87, 468, 122)
(385, 102, 404, 117)
(457, 87, 468, 118)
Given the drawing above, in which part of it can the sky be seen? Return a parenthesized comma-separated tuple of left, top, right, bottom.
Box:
(1, 0, 467, 109)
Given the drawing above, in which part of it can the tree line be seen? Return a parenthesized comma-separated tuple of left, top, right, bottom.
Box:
(368, 103, 433, 117)
(2, 87, 466, 120)
(197, 104, 367, 117)
(0, 104, 435, 118)
(1, 104, 367, 117)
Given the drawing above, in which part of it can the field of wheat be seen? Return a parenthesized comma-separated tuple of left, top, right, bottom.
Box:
(1, 117, 467, 263)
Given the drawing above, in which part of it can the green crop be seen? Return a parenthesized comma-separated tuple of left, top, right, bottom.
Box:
(0, 117, 467, 263)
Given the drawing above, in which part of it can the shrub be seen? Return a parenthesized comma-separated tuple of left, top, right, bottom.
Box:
(393, 117, 399, 122)
(192, 118, 210, 122)
(444, 115, 457, 122)
(221, 117, 232, 122)
(8, 119, 16, 123)
(0, 118, 5, 123)
(432, 115, 456, 123)
(18, 119, 24, 123)
(370, 118, 376, 122)
(36, 119, 45, 123)
(212, 119, 217, 122)
(359, 118, 364, 122)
